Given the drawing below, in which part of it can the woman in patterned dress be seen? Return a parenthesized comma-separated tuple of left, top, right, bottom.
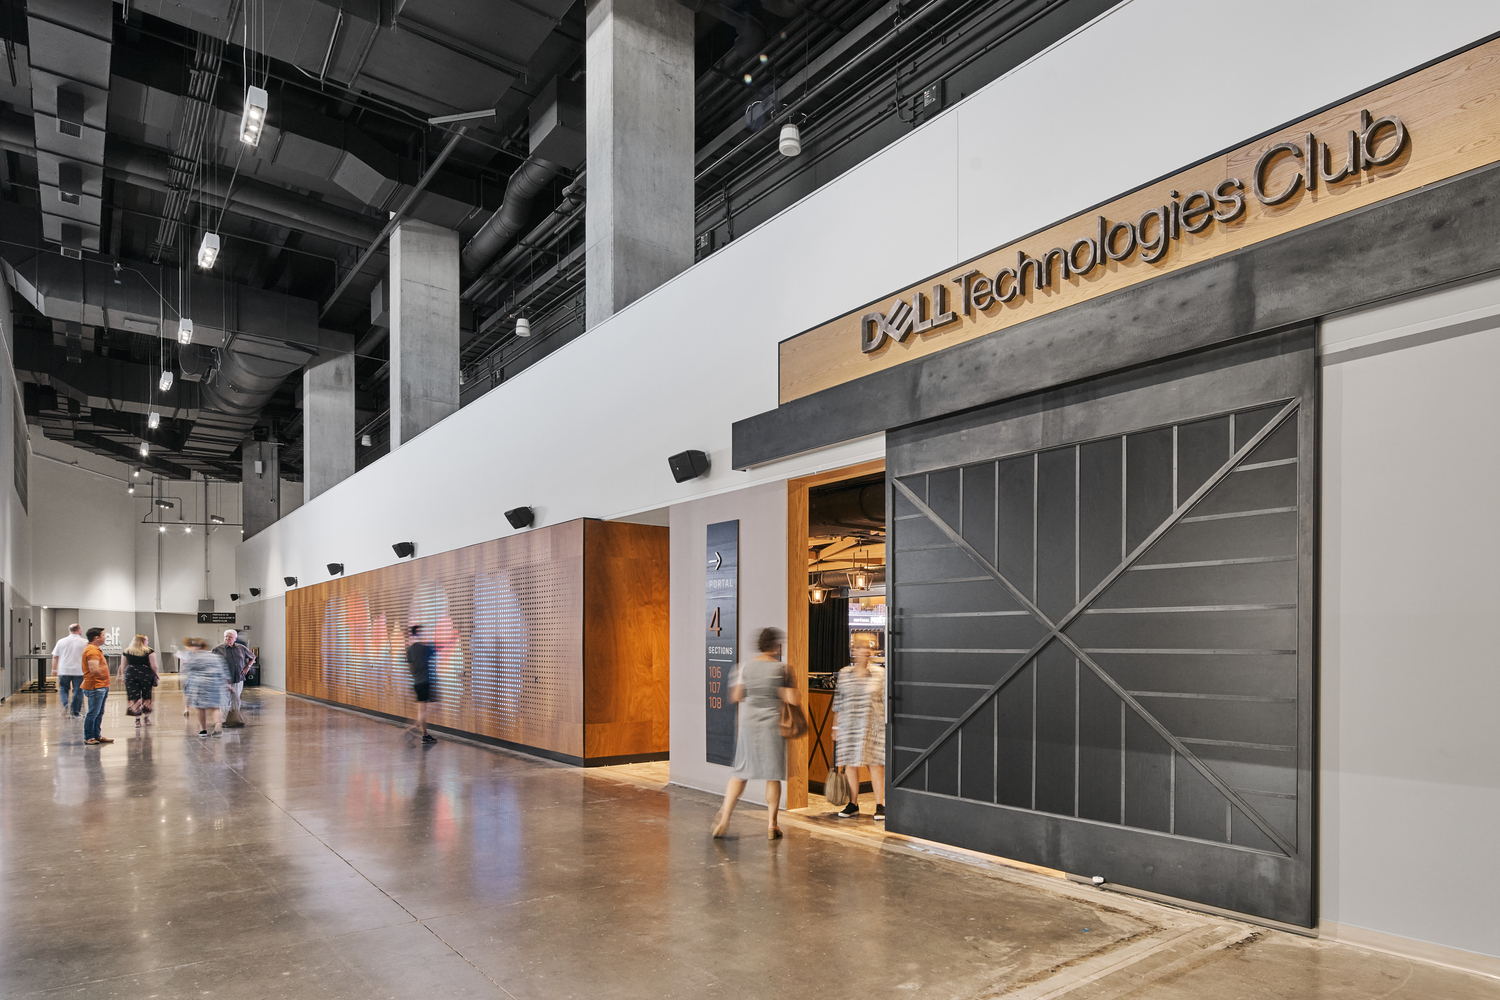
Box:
(180, 637, 229, 738)
(833, 638, 886, 821)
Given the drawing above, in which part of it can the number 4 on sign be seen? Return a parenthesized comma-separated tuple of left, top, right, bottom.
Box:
(709, 606, 722, 636)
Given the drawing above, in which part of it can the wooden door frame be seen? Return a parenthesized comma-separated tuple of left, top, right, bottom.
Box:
(785, 458, 885, 809)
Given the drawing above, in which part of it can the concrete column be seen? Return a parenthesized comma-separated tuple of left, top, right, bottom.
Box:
(389, 219, 460, 449)
(242, 440, 280, 538)
(585, 0, 694, 326)
(302, 333, 356, 503)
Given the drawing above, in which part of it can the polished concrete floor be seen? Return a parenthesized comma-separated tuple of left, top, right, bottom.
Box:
(2, 681, 1496, 1000)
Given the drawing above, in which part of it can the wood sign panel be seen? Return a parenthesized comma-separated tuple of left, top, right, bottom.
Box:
(779, 38, 1500, 404)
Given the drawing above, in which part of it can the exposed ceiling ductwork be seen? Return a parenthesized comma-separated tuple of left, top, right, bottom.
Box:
(25, 0, 114, 254)
(0, 201, 339, 467)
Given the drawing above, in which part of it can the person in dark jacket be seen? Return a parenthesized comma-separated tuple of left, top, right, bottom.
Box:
(406, 625, 436, 744)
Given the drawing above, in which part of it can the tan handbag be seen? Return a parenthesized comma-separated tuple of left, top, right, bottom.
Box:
(223, 708, 246, 728)
(823, 767, 850, 807)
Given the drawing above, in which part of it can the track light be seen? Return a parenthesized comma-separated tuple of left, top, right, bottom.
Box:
(139, 441, 149, 457)
(248, 588, 260, 597)
(184, 525, 192, 533)
(327, 563, 344, 575)
(159, 525, 166, 533)
(154, 499, 174, 509)
(210, 514, 225, 524)
(159, 370, 173, 392)
(515, 316, 530, 338)
(196, 233, 219, 269)
(178, 317, 194, 344)
(240, 85, 268, 146)
(229, 593, 240, 602)
(779, 122, 802, 157)
(147, 411, 160, 429)
(283, 576, 297, 587)
(392, 541, 415, 559)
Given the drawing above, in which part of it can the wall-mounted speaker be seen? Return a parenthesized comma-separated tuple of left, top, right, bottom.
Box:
(327, 563, 344, 575)
(392, 541, 415, 558)
(248, 588, 260, 597)
(668, 449, 711, 483)
(505, 506, 535, 529)
(229, 593, 241, 602)
(283, 577, 298, 587)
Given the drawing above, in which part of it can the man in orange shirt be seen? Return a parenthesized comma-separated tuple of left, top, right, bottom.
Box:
(80, 627, 113, 745)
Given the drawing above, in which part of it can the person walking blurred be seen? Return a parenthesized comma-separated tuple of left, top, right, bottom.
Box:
(80, 627, 113, 746)
(214, 629, 255, 728)
(406, 625, 436, 744)
(180, 637, 228, 738)
(122, 635, 160, 727)
(52, 623, 86, 718)
(711, 627, 799, 841)
(832, 638, 886, 821)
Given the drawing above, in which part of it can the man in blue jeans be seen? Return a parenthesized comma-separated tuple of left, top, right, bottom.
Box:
(52, 623, 87, 717)
(80, 628, 113, 745)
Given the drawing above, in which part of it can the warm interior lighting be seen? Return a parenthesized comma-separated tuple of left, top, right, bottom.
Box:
(159, 370, 173, 392)
(154, 499, 174, 508)
(158, 525, 166, 533)
(240, 86, 268, 146)
(851, 568, 870, 590)
(516, 316, 530, 338)
(139, 441, 149, 457)
(147, 411, 160, 429)
(127, 484, 135, 494)
(196, 233, 219, 269)
(809, 585, 828, 605)
(132, 465, 140, 477)
(210, 514, 225, 524)
(178, 318, 194, 344)
(184, 525, 192, 533)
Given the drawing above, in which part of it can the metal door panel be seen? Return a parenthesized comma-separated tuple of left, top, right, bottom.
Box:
(885, 326, 1316, 926)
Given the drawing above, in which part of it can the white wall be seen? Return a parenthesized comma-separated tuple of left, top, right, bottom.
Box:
(668, 481, 789, 801)
(30, 439, 244, 615)
(233, 595, 285, 689)
(1319, 274, 1500, 961)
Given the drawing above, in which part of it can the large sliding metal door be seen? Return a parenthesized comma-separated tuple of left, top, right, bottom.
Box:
(885, 328, 1316, 926)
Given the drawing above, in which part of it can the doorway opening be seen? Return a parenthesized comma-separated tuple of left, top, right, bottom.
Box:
(784, 459, 884, 809)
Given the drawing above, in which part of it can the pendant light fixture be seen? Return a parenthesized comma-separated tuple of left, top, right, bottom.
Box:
(515, 316, 531, 338)
(779, 122, 802, 157)
(808, 584, 827, 604)
(178, 317, 194, 344)
(147, 412, 160, 429)
(139, 441, 149, 457)
(196, 233, 219, 269)
(158, 370, 173, 392)
(240, 85, 268, 146)
(850, 546, 871, 591)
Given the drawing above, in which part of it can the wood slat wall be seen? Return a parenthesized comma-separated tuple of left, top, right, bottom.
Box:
(286, 519, 669, 763)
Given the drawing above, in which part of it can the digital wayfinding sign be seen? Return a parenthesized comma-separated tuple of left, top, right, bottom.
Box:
(705, 520, 738, 766)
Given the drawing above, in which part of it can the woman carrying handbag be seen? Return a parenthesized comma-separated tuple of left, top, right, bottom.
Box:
(711, 627, 802, 841)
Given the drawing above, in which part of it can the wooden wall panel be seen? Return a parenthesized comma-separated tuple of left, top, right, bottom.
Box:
(286, 520, 586, 759)
(779, 38, 1500, 403)
(582, 520, 671, 760)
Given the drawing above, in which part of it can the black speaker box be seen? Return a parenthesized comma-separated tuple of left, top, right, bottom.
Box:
(668, 449, 711, 483)
(505, 506, 535, 529)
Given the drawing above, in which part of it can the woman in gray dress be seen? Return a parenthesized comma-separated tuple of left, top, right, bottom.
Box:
(180, 637, 229, 738)
(833, 638, 886, 820)
(711, 627, 799, 840)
